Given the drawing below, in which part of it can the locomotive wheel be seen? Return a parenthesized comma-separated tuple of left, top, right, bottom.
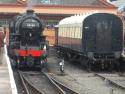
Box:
(66, 53, 72, 61)
(108, 61, 114, 71)
(44, 58, 48, 70)
(87, 60, 93, 71)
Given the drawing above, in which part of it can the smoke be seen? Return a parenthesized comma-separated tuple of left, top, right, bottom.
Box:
(27, 0, 37, 10)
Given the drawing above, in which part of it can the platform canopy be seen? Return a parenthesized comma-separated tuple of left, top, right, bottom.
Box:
(0, 0, 118, 27)
(0, 0, 116, 7)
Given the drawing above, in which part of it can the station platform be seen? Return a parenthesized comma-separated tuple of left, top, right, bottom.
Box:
(0, 46, 17, 94)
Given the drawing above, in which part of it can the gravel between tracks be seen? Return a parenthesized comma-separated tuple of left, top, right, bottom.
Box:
(47, 47, 125, 94)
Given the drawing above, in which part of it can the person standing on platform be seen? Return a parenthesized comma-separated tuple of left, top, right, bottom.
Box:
(0, 27, 5, 64)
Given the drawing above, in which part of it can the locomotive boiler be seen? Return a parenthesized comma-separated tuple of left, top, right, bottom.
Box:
(8, 10, 48, 69)
(56, 13, 123, 71)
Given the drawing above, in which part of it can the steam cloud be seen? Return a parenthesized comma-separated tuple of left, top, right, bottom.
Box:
(27, 0, 37, 10)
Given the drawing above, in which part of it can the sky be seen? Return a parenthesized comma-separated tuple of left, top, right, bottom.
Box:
(108, 0, 125, 12)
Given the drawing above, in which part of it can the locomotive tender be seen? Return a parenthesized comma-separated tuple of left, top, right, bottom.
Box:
(56, 13, 123, 70)
(8, 10, 48, 69)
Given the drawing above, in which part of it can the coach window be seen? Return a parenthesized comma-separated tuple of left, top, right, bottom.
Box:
(78, 27, 81, 38)
(61, 27, 64, 37)
(60, 27, 62, 36)
(73, 26, 76, 49)
(68, 26, 70, 46)
(60, 27, 63, 45)
(65, 26, 68, 45)
(61, 27, 63, 36)
(68, 26, 70, 45)
(69, 26, 72, 48)
(75, 26, 77, 47)
(63, 26, 66, 37)
(80, 27, 82, 42)
(59, 27, 61, 36)
(63, 26, 66, 46)
(73, 27, 75, 38)
(75, 27, 77, 38)
(62, 27, 64, 46)
(67, 27, 70, 37)
(67, 27, 70, 47)
(63, 26, 65, 46)
(64, 26, 66, 37)
(65, 26, 67, 38)
(61, 27, 63, 46)
(80, 27, 82, 39)
(63, 26, 64, 37)
(72, 26, 74, 38)
(71, 26, 74, 46)
(65, 26, 68, 46)
(71, 26, 73, 38)
(70, 26, 73, 48)
(77, 27, 81, 50)
(70, 26, 72, 48)
(58, 27, 61, 44)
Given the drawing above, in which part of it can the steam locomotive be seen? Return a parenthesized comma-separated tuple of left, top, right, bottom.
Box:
(8, 10, 48, 69)
(56, 13, 123, 71)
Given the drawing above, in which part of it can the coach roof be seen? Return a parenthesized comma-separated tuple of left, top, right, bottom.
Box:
(59, 12, 96, 25)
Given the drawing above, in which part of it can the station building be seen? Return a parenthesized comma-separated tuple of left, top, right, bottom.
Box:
(0, 0, 118, 45)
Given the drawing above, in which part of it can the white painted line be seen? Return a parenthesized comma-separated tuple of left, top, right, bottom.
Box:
(4, 45, 18, 94)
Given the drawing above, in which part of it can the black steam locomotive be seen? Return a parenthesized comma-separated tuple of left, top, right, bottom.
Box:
(8, 10, 48, 69)
(56, 13, 123, 71)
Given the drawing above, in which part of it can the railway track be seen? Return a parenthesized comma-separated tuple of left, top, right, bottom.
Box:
(44, 72, 79, 94)
(18, 70, 78, 94)
(42, 46, 125, 94)
(94, 73, 125, 92)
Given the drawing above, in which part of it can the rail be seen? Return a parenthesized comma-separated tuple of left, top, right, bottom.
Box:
(94, 73, 125, 91)
(43, 72, 79, 94)
(19, 70, 74, 94)
(18, 71, 45, 94)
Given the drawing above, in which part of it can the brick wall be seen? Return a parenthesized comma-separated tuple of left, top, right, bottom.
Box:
(43, 28, 56, 46)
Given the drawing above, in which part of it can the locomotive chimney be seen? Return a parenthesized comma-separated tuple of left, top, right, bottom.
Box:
(26, 9, 34, 14)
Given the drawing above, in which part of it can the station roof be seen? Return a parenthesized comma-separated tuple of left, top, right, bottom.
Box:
(0, 0, 116, 7)
(0, 0, 18, 4)
(0, 0, 117, 15)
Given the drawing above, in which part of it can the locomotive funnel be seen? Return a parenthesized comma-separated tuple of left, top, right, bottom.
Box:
(26, 9, 34, 14)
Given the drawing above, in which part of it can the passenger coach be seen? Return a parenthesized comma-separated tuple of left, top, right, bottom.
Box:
(56, 13, 123, 70)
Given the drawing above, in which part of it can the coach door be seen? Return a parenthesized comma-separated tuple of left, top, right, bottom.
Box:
(95, 19, 112, 53)
(83, 14, 114, 53)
